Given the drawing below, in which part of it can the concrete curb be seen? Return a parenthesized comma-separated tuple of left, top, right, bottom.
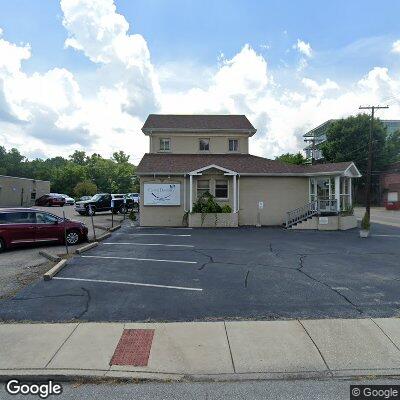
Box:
(93, 224, 108, 231)
(109, 225, 122, 232)
(0, 369, 399, 383)
(75, 242, 98, 254)
(97, 232, 111, 242)
(39, 251, 62, 263)
(43, 259, 68, 281)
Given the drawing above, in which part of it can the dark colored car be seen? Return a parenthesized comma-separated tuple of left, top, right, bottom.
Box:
(0, 208, 88, 252)
(75, 193, 134, 216)
(35, 194, 66, 207)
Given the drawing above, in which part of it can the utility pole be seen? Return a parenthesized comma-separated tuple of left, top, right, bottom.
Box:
(359, 105, 389, 219)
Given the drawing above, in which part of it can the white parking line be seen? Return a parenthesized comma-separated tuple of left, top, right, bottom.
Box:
(371, 234, 400, 237)
(135, 226, 193, 230)
(81, 255, 197, 264)
(115, 233, 191, 237)
(103, 242, 194, 248)
(53, 276, 203, 291)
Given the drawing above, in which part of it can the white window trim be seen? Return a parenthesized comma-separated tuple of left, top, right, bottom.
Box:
(159, 138, 171, 152)
(196, 179, 211, 199)
(228, 138, 239, 152)
(199, 138, 210, 152)
(215, 179, 229, 200)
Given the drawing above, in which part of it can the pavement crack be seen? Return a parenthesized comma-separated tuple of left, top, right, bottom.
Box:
(296, 256, 363, 314)
(11, 294, 85, 301)
(244, 270, 250, 288)
(193, 249, 215, 270)
(75, 287, 91, 320)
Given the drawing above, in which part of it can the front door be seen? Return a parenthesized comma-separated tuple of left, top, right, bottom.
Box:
(34, 212, 63, 243)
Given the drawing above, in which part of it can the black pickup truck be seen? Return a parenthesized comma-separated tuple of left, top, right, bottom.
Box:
(74, 193, 134, 216)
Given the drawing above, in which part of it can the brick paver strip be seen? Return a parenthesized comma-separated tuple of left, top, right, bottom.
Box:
(110, 329, 155, 366)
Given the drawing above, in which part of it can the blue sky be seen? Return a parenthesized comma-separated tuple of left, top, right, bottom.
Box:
(0, 0, 399, 160)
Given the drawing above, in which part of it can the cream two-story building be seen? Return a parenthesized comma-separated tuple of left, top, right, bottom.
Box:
(136, 114, 361, 228)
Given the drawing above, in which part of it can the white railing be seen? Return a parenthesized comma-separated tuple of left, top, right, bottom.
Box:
(285, 199, 338, 228)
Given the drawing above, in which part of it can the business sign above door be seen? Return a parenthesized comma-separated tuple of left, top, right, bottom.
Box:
(143, 183, 181, 206)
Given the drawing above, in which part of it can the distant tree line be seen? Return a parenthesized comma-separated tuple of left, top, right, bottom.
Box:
(0, 148, 139, 197)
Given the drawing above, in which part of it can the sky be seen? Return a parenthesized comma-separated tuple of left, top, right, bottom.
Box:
(0, 0, 399, 164)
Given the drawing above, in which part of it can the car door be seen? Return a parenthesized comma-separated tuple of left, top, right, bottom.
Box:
(100, 194, 112, 211)
(34, 212, 63, 243)
(1, 212, 37, 246)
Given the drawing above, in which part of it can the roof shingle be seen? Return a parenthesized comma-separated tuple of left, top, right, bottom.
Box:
(142, 114, 256, 133)
(136, 153, 355, 176)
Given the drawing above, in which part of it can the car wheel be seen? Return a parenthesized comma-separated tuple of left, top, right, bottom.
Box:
(66, 230, 80, 246)
(0, 238, 5, 253)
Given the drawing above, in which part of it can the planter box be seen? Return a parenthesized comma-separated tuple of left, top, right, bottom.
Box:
(339, 215, 357, 230)
(188, 213, 238, 228)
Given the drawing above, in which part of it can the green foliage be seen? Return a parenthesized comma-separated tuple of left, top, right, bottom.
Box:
(361, 212, 370, 230)
(220, 204, 232, 213)
(320, 114, 388, 174)
(275, 152, 306, 165)
(129, 209, 137, 221)
(73, 181, 98, 198)
(192, 192, 222, 213)
(0, 147, 138, 195)
(340, 205, 354, 216)
(383, 129, 400, 165)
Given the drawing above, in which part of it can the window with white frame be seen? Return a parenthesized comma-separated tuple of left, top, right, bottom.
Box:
(197, 179, 210, 198)
(159, 138, 170, 151)
(199, 138, 210, 151)
(228, 139, 239, 152)
(215, 180, 228, 199)
(388, 192, 398, 202)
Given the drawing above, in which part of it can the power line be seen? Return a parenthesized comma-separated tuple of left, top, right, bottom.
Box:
(358, 105, 389, 220)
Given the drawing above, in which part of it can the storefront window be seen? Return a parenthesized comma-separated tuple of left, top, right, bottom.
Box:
(215, 180, 228, 199)
(197, 180, 210, 198)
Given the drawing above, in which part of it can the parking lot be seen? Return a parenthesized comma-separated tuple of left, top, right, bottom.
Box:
(1, 220, 400, 322)
(0, 205, 126, 299)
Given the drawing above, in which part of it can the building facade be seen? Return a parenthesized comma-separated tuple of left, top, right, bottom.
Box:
(379, 162, 400, 209)
(0, 175, 50, 207)
(137, 115, 361, 228)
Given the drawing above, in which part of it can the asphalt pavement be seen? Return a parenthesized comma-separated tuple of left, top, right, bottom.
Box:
(0, 222, 399, 322)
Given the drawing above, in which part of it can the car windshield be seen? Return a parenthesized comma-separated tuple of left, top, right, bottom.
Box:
(90, 194, 103, 201)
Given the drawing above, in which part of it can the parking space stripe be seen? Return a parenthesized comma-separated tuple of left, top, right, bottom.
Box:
(53, 276, 203, 291)
(371, 234, 400, 237)
(81, 255, 197, 264)
(115, 233, 191, 237)
(103, 242, 195, 248)
(134, 227, 193, 230)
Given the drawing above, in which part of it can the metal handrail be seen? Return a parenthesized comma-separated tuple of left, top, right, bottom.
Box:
(285, 199, 339, 228)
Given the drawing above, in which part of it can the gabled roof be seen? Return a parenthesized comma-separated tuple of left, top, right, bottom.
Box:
(142, 114, 257, 135)
(136, 154, 360, 177)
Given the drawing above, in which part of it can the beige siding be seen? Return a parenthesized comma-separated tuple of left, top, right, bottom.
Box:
(149, 134, 249, 154)
(0, 176, 50, 207)
(140, 176, 187, 226)
(238, 177, 309, 226)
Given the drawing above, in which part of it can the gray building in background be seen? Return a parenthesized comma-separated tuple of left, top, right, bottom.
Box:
(0, 175, 50, 207)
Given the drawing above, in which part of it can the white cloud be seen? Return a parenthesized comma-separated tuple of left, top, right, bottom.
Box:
(295, 39, 313, 58)
(391, 39, 400, 53)
(0, 0, 400, 163)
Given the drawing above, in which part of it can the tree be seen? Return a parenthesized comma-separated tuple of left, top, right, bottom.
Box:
(73, 181, 98, 198)
(275, 152, 306, 165)
(320, 114, 387, 174)
(69, 150, 88, 165)
(112, 150, 130, 164)
(382, 129, 400, 165)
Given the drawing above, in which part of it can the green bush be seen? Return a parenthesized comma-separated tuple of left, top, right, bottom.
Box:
(192, 192, 222, 213)
(361, 212, 370, 230)
(129, 209, 137, 221)
(220, 204, 232, 213)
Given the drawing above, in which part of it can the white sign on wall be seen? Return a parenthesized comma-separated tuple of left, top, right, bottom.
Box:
(258, 201, 264, 209)
(143, 183, 181, 206)
(319, 217, 329, 225)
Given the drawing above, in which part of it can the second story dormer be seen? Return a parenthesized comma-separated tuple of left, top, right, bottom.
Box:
(142, 114, 257, 154)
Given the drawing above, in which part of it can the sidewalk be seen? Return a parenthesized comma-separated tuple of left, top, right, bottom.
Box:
(1, 318, 400, 382)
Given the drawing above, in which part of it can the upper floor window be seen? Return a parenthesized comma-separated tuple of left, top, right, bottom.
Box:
(199, 138, 210, 151)
(229, 139, 239, 152)
(159, 138, 170, 152)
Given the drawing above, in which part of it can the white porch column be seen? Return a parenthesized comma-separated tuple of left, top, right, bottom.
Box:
(189, 174, 193, 212)
(349, 177, 352, 207)
(233, 174, 237, 212)
(335, 175, 340, 212)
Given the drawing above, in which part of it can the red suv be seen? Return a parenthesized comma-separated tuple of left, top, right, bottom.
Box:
(0, 208, 88, 252)
(35, 194, 66, 207)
